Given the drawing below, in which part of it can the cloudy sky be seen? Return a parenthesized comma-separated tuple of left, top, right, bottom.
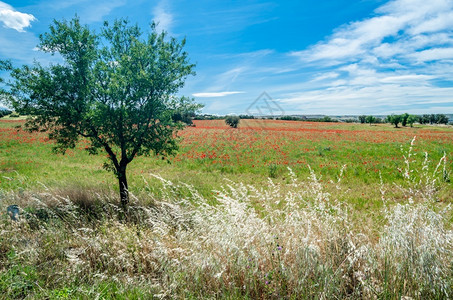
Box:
(1, 0, 453, 115)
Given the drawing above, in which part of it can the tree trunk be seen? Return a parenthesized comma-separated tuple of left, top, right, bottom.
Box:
(118, 167, 129, 208)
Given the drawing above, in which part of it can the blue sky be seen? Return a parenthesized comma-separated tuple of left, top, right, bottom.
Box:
(1, 0, 453, 115)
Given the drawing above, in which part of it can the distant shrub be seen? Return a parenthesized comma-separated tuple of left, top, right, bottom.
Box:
(0, 109, 12, 118)
(172, 111, 195, 126)
(225, 115, 240, 128)
(9, 112, 20, 118)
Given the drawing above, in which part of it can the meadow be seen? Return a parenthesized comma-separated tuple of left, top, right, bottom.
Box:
(0, 118, 452, 298)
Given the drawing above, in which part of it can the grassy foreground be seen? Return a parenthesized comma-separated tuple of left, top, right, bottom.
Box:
(0, 119, 452, 298)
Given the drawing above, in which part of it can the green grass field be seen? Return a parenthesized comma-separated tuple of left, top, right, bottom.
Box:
(1, 118, 452, 298)
(1, 119, 452, 208)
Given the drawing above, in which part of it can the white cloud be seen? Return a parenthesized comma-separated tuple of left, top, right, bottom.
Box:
(280, 0, 453, 114)
(311, 72, 340, 82)
(290, 14, 407, 63)
(193, 91, 245, 98)
(291, 0, 453, 65)
(153, 1, 173, 33)
(408, 11, 453, 34)
(409, 47, 453, 62)
(278, 83, 453, 114)
(0, 1, 36, 32)
(380, 74, 434, 83)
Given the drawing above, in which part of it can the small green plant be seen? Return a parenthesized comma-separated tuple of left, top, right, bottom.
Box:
(268, 164, 278, 178)
(225, 115, 240, 128)
(317, 146, 331, 156)
(0, 250, 39, 298)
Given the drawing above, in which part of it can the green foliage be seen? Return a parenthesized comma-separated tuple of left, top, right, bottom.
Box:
(172, 102, 202, 126)
(358, 115, 367, 124)
(225, 115, 240, 128)
(386, 114, 402, 128)
(0, 250, 40, 298)
(193, 114, 224, 120)
(419, 114, 429, 124)
(277, 115, 337, 122)
(365, 115, 376, 125)
(406, 114, 417, 127)
(0, 60, 12, 107)
(268, 164, 278, 178)
(279, 115, 306, 121)
(401, 113, 409, 126)
(7, 17, 199, 206)
(0, 60, 12, 85)
(437, 114, 449, 125)
(429, 114, 439, 124)
(238, 114, 255, 119)
(420, 113, 448, 125)
(0, 108, 12, 118)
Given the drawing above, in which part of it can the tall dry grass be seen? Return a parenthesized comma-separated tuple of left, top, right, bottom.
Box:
(0, 137, 451, 299)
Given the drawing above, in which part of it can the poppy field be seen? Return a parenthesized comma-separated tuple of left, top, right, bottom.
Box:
(1, 117, 453, 298)
(1, 118, 452, 205)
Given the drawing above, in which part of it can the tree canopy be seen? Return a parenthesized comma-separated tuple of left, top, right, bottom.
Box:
(0, 60, 12, 105)
(386, 114, 402, 128)
(7, 17, 200, 206)
(225, 115, 240, 128)
(365, 115, 376, 125)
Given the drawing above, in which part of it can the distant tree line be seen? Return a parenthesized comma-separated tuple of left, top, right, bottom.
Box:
(194, 114, 224, 120)
(277, 115, 338, 122)
(193, 113, 450, 127)
(278, 116, 301, 121)
(171, 109, 197, 126)
(358, 115, 384, 124)
(358, 113, 449, 127)
(0, 108, 12, 118)
(194, 114, 256, 120)
(417, 114, 449, 125)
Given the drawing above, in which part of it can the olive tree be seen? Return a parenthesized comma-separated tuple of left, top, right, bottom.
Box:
(386, 114, 402, 128)
(225, 115, 240, 128)
(401, 113, 409, 127)
(358, 115, 366, 124)
(407, 114, 417, 127)
(365, 115, 375, 126)
(8, 17, 199, 207)
(437, 114, 449, 125)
